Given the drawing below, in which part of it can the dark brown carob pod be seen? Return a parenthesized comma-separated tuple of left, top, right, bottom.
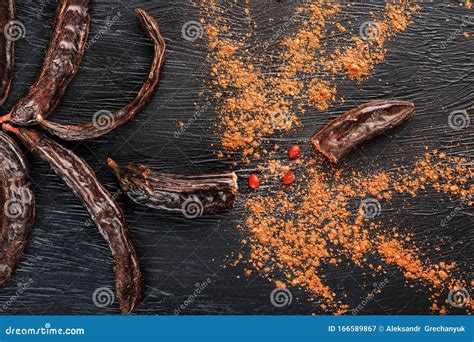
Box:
(0, 131, 35, 287)
(1, 0, 90, 125)
(0, 0, 15, 106)
(3, 124, 142, 314)
(36, 9, 166, 140)
(107, 159, 238, 217)
(311, 99, 415, 163)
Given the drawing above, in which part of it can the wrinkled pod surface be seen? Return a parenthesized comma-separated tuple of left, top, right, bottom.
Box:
(0, 131, 35, 287)
(108, 159, 238, 216)
(4, 125, 142, 314)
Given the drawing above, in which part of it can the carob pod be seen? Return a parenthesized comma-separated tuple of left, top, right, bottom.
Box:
(0, 0, 15, 106)
(311, 99, 415, 163)
(1, 0, 90, 125)
(3, 124, 141, 314)
(107, 159, 238, 216)
(36, 9, 166, 140)
(0, 131, 35, 287)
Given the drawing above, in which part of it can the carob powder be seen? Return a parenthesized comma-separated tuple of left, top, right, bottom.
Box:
(198, 1, 472, 314)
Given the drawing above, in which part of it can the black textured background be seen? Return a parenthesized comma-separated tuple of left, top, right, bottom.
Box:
(0, 0, 472, 315)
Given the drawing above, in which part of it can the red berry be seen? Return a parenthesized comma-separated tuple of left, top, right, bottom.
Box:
(248, 174, 260, 189)
(282, 172, 296, 185)
(288, 145, 301, 159)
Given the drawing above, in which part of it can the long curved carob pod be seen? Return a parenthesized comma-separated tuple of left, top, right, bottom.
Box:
(0, 0, 15, 106)
(3, 124, 142, 314)
(1, 0, 90, 125)
(107, 159, 238, 216)
(36, 9, 166, 141)
(0, 131, 35, 287)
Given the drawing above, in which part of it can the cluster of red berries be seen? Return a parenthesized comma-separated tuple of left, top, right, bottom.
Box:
(248, 145, 300, 189)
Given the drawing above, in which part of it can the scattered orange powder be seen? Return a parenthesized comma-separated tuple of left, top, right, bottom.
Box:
(241, 151, 473, 313)
(330, 3, 419, 79)
(199, 1, 470, 315)
(307, 80, 337, 111)
(202, 2, 419, 160)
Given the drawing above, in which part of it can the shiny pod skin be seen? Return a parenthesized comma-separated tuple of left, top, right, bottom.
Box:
(5, 0, 90, 125)
(4, 125, 142, 314)
(0, 131, 35, 287)
(312, 100, 415, 163)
